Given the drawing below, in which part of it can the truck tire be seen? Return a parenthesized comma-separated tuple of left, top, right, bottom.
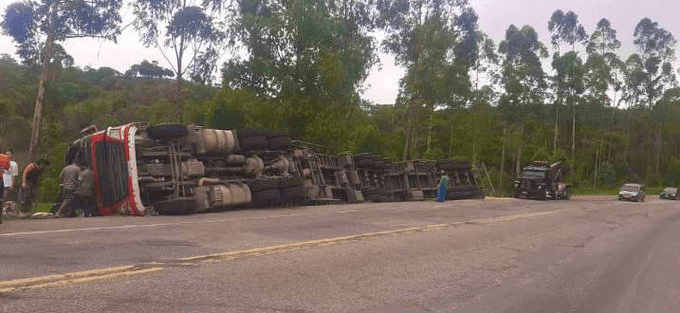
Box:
(154, 197, 197, 215)
(281, 176, 304, 188)
(248, 178, 280, 193)
(253, 189, 281, 205)
(282, 185, 306, 201)
(146, 124, 188, 140)
(239, 135, 267, 152)
(563, 187, 571, 200)
(267, 135, 291, 150)
(238, 128, 267, 138)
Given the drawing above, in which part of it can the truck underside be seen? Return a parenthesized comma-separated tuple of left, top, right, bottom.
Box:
(70, 123, 486, 215)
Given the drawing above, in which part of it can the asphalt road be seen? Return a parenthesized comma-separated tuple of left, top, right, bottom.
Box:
(1, 195, 680, 312)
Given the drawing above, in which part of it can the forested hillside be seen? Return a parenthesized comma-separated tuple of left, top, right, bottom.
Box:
(2, 0, 680, 200)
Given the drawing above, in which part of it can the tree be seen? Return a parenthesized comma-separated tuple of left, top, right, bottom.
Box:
(547, 10, 587, 183)
(1, 0, 122, 161)
(378, 0, 474, 158)
(586, 18, 621, 57)
(548, 10, 587, 51)
(471, 32, 500, 93)
(631, 18, 677, 176)
(132, 0, 225, 119)
(497, 24, 548, 177)
(632, 18, 677, 108)
(220, 0, 379, 152)
(585, 18, 623, 117)
(583, 18, 622, 177)
(498, 24, 548, 115)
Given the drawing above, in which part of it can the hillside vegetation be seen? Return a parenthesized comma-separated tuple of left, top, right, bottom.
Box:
(2, 1, 680, 201)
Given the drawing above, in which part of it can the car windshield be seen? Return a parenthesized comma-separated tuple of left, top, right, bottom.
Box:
(664, 187, 677, 193)
(522, 169, 545, 179)
(622, 184, 640, 192)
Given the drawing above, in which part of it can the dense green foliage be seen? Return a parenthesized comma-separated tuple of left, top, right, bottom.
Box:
(2, 2, 680, 202)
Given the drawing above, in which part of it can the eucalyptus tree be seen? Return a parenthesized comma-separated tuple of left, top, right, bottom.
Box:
(548, 10, 587, 51)
(471, 32, 500, 93)
(583, 19, 622, 175)
(585, 18, 622, 119)
(377, 0, 474, 159)
(132, 0, 225, 119)
(586, 18, 621, 58)
(498, 24, 548, 174)
(631, 18, 677, 108)
(547, 10, 587, 159)
(498, 24, 548, 119)
(1, 0, 122, 160)
(630, 18, 677, 176)
(221, 0, 379, 152)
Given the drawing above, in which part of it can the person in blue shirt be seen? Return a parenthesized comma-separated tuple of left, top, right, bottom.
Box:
(437, 170, 450, 202)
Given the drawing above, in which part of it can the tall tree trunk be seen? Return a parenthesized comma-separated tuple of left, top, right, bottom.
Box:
(516, 125, 523, 176)
(554, 99, 559, 153)
(609, 90, 617, 160)
(655, 122, 662, 178)
(571, 96, 576, 185)
(174, 30, 187, 121)
(594, 144, 599, 190)
(472, 131, 477, 166)
(499, 127, 506, 195)
(29, 0, 59, 162)
(425, 108, 433, 156)
(402, 114, 412, 161)
(516, 146, 522, 176)
(448, 124, 454, 159)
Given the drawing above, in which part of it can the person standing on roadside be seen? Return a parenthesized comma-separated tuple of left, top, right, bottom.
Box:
(2, 149, 18, 214)
(56, 161, 81, 218)
(75, 164, 95, 217)
(19, 159, 48, 216)
(0, 150, 9, 223)
(436, 170, 450, 202)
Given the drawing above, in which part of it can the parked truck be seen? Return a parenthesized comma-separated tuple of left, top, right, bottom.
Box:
(513, 161, 571, 200)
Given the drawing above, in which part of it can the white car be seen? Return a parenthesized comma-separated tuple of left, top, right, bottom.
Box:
(619, 183, 645, 202)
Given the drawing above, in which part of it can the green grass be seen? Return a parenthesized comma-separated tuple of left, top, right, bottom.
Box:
(574, 188, 620, 195)
(575, 186, 665, 196)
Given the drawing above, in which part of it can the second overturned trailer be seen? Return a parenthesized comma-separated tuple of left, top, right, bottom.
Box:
(67, 123, 485, 216)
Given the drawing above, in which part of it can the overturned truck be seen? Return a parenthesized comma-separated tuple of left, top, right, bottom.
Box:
(67, 123, 484, 216)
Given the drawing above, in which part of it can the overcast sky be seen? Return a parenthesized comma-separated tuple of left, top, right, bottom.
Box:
(1, 0, 679, 105)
